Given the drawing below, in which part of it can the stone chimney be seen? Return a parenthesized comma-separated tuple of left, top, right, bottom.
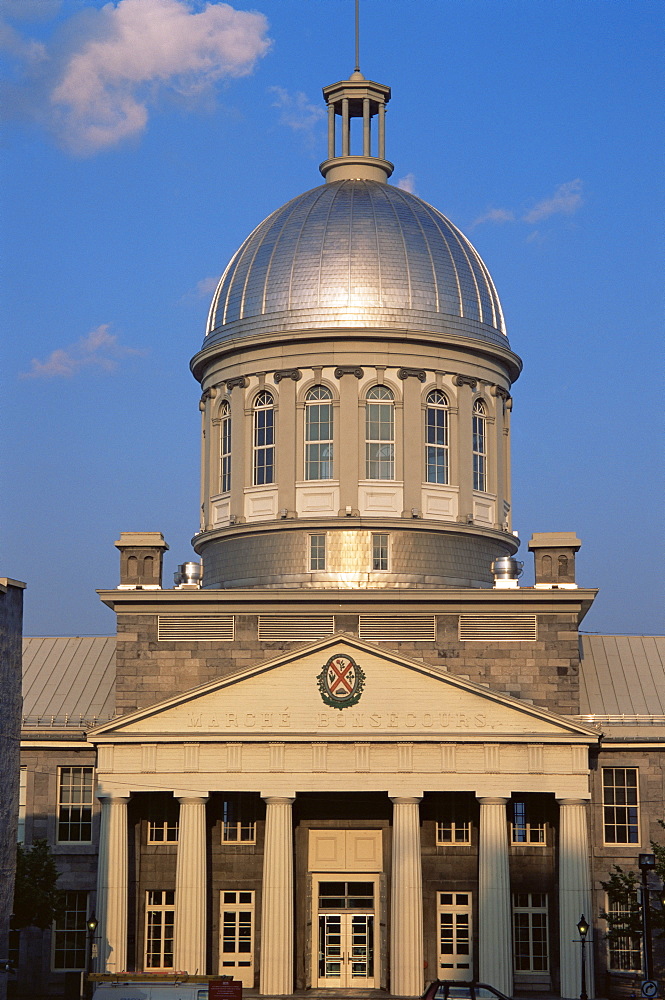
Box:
(528, 532, 581, 589)
(115, 532, 169, 589)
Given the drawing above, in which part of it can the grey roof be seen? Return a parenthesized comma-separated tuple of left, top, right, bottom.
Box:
(22, 637, 115, 725)
(579, 635, 665, 717)
(205, 180, 511, 351)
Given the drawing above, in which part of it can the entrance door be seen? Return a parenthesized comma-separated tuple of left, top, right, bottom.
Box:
(437, 891, 472, 980)
(315, 879, 376, 988)
(318, 913, 374, 987)
(219, 890, 254, 987)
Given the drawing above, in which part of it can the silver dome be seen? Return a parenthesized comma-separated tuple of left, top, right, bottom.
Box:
(206, 180, 508, 349)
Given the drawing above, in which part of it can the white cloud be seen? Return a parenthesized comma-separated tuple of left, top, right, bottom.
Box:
(195, 275, 219, 297)
(397, 173, 416, 194)
(3, 0, 271, 154)
(21, 324, 146, 378)
(522, 179, 583, 224)
(269, 85, 325, 134)
(471, 207, 515, 228)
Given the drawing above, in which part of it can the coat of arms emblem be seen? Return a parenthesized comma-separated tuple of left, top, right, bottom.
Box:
(317, 653, 365, 710)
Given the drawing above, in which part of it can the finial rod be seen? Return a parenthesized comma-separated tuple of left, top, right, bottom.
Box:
(355, 0, 360, 72)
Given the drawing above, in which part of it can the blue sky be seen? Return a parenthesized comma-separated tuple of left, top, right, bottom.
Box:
(1, 0, 662, 637)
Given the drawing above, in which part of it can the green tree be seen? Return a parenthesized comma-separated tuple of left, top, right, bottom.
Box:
(12, 840, 63, 930)
(600, 822, 665, 946)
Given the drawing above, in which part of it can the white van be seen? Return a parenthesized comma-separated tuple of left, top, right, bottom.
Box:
(92, 983, 208, 1000)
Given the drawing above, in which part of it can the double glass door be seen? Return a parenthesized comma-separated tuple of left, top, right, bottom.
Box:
(316, 879, 376, 988)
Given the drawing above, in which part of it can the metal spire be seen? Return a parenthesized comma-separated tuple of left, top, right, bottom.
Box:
(355, 0, 360, 73)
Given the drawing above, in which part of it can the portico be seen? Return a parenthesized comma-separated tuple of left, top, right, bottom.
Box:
(89, 635, 598, 997)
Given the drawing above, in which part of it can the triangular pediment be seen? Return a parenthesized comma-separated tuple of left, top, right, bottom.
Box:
(90, 634, 598, 743)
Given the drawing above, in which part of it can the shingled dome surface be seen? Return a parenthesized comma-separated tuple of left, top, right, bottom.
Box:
(206, 179, 508, 348)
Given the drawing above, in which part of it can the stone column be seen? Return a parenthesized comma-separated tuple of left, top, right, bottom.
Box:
(478, 797, 512, 996)
(174, 796, 208, 974)
(363, 97, 371, 155)
(378, 103, 386, 159)
(260, 796, 294, 995)
(454, 377, 474, 521)
(229, 384, 246, 521)
(492, 392, 505, 529)
(401, 375, 422, 516)
(276, 376, 297, 515)
(342, 98, 350, 156)
(337, 373, 360, 513)
(558, 799, 594, 999)
(95, 794, 130, 973)
(390, 797, 423, 997)
(328, 102, 336, 158)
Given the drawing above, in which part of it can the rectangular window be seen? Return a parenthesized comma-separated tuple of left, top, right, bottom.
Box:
(17, 767, 27, 844)
(606, 895, 642, 971)
(511, 800, 546, 845)
(603, 768, 639, 844)
(52, 891, 88, 971)
(220, 890, 255, 985)
(513, 893, 549, 972)
(57, 767, 94, 843)
(309, 533, 326, 571)
(221, 794, 257, 844)
(371, 533, 389, 571)
(437, 891, 472, 979)
(145, 890, 175, 970)
(437, 806, 472, 845)
(147, 795, 179, 844)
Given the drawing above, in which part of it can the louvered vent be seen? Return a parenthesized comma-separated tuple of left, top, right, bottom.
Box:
(258, 616, 335, 641)
(458, 614, 537, 642)
(157, 615, 234, 641)
(358, 615, 437, 641)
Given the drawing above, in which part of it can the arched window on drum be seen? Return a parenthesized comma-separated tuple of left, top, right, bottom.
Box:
(472, 399, 487, 492)
(220, 401, 231, 493)
(253, 390, 275, 485)
(305, 386, 333, 480)
(365, 385, 395, 480)
(425, 389, 449, 484)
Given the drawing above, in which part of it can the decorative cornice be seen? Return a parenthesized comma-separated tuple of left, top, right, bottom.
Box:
(274, 368, 302, 383)
(225, 376, 248, 391)
(453, 374, 478, 390)
(334, 366, 364, 379)
(397, 367, 427, 382)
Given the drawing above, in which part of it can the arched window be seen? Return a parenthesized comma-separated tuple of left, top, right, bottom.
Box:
(253, 390, 274, 485)
(366, 385, 394, 480)
(305, 386, 333, 480)
(220, 401, 231, 493)
(425, 389, 449, 484)
(472, 399, 487, 492)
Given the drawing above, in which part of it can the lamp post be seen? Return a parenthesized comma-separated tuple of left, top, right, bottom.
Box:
(86, 914, 98, 996)
(577, 914, 589, 1000)
(638, 853, 656, 982)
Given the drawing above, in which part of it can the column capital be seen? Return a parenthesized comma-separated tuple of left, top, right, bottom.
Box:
(262, 795, 295, 806)
(556, 797, 589, 807)
(478, 796, 510, 805)
(389, 795, 422, 805)
(175, 795, 209, 805)
(97, 791, 131, 803)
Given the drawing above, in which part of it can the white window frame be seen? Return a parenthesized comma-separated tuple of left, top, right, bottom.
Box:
(219, 890, 255, 984)
(253, 390, 275, 486)
(309, 533, 326, 571)
(436, 818, 471, 845)
(512, 892, 549, 973)
(425, 389, 449, 484)
(437, 891, 472, 979)
(371, 532, 389, 572)
(365, 385, 395, 480)
(472, 398, 487, 492)
(305, 385, 334, 480)
(511, 800, 546, 845)
(220, 401, 231, 494)
(602, 767, 640, 844)
(57, 766, 94, 844)
(221, 796, 257, 845)
(144, 890, 175, 971)
(51, 890, 89, 971)
(605, 893, 642, 972)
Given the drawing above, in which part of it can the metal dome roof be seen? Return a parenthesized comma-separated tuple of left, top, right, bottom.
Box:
(206, 179, 508, 349)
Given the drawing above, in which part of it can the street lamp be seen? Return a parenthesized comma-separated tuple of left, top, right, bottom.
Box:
(638, 853, 656, 982)
(577, 914, 589, 1000)
(86, 914, 98, 990)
